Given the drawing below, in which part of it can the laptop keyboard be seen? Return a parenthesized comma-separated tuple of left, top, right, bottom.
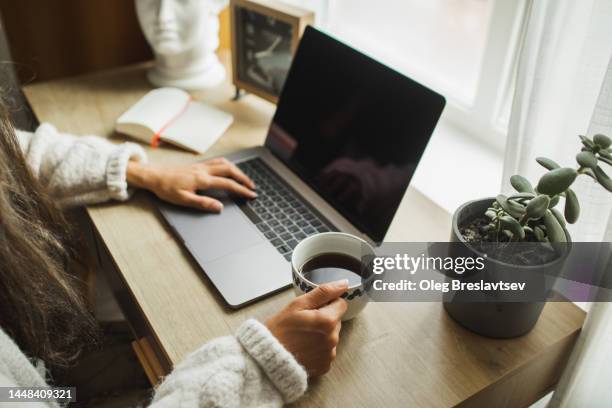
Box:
(236, 158, 334, 261)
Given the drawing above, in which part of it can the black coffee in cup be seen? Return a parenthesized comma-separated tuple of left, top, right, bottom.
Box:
(300, 252, 363, 286)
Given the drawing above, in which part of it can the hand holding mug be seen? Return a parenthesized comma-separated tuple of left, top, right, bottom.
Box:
(265, 280, 349, 377)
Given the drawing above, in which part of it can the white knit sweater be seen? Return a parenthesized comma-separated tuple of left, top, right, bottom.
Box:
(0, 124, 307, 407)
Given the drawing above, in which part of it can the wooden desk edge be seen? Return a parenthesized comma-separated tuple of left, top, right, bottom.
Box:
(89, 211, 174, 373)
(457, 327, 581, 407)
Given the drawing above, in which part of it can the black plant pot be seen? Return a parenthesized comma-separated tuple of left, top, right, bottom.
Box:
(443, 198, 571, 338)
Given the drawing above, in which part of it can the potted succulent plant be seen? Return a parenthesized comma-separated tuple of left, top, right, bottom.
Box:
(444, 134, 612, 338)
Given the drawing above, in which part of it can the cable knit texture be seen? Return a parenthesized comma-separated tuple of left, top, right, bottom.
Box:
(0, 125, 308, 406)
(237, 319, 308, 403)
(15, 123, 147, 207)
(151, 319, 307, 407)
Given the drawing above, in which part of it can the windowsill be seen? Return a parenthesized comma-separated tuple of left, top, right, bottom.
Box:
(410, 117, 504, 215)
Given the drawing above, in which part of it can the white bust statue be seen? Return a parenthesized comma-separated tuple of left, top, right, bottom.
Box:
(135, 0, 228, 90)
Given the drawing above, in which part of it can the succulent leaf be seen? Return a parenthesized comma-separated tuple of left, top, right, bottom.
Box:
(551, 208, 566, 227)
(548, 195, 560, 208)
(510, 175, 534, 193)
(579, 135, 596, 150)
(508, 193, 535, 200)
(593, 134, 611, 149)
(600, 149, 612, 160)
(525, 195, 550, 219)
(500, 215, 525, 240)
(543, 210, 566, 243)
(564, 188, 580, 224)
(594, 166, 612, 192)
(496, 194, 525, 218)
(537, 168, 578, 195)
(485, 209, 497, 220)
(576, 151, 598, 169)
(536, 157, 560, 170)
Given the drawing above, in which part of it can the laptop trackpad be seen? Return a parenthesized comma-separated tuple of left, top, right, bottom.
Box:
(203, 242, 291, 307)
(163, 200, 261, 264)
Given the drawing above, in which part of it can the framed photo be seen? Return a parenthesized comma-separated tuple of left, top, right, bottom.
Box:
(230, 0, 314, 103)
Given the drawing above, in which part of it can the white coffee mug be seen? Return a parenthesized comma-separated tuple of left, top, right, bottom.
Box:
(291, 232, 375, 321)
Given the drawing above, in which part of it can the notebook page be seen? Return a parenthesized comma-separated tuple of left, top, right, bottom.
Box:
(116, 87, 190, 137)
(162, 101, 234, 154)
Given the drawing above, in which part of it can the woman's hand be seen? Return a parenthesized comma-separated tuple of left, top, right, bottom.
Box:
(266, 280, 349, 377)
(127, 158, 257, 212)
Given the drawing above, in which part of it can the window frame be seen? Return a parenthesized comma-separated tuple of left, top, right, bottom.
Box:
(443, 0, 529, 152)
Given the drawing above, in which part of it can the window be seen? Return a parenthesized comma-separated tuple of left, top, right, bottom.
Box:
(328, 0, 494, 104)
(284, 0, 528, 152)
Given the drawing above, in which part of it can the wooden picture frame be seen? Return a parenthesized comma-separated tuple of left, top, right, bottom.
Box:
(230, 0, 314, 103)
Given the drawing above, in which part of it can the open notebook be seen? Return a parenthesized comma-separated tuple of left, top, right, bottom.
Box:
(116, 87, 233, 154)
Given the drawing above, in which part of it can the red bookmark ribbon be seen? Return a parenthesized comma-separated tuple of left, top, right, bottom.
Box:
(151, 95, 193, 148)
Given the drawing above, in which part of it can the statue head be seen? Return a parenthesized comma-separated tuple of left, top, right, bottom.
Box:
(135, 0, 227, 89)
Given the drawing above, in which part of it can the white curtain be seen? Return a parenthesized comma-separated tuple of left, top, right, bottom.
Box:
(502, 0, 612, 242)
(502, 0, 612, 406)
(549, 54, 612, 408)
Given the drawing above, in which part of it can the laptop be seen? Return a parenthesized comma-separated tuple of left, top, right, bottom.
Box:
(157, 26, 446, 308)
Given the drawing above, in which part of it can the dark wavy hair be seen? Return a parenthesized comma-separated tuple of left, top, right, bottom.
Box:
(0, 98, 98, 367)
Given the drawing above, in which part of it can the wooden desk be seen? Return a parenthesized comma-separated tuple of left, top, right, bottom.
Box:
(23, 52, 585, 407)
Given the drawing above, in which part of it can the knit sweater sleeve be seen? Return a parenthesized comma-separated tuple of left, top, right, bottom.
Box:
(150, 319, 308, 408)
(16, 123, 147, 207)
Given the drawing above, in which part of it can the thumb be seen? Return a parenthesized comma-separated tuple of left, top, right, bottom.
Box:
(294, 279, 349, 310)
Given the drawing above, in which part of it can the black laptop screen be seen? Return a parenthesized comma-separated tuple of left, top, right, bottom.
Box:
(265, 27, 445, 242)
